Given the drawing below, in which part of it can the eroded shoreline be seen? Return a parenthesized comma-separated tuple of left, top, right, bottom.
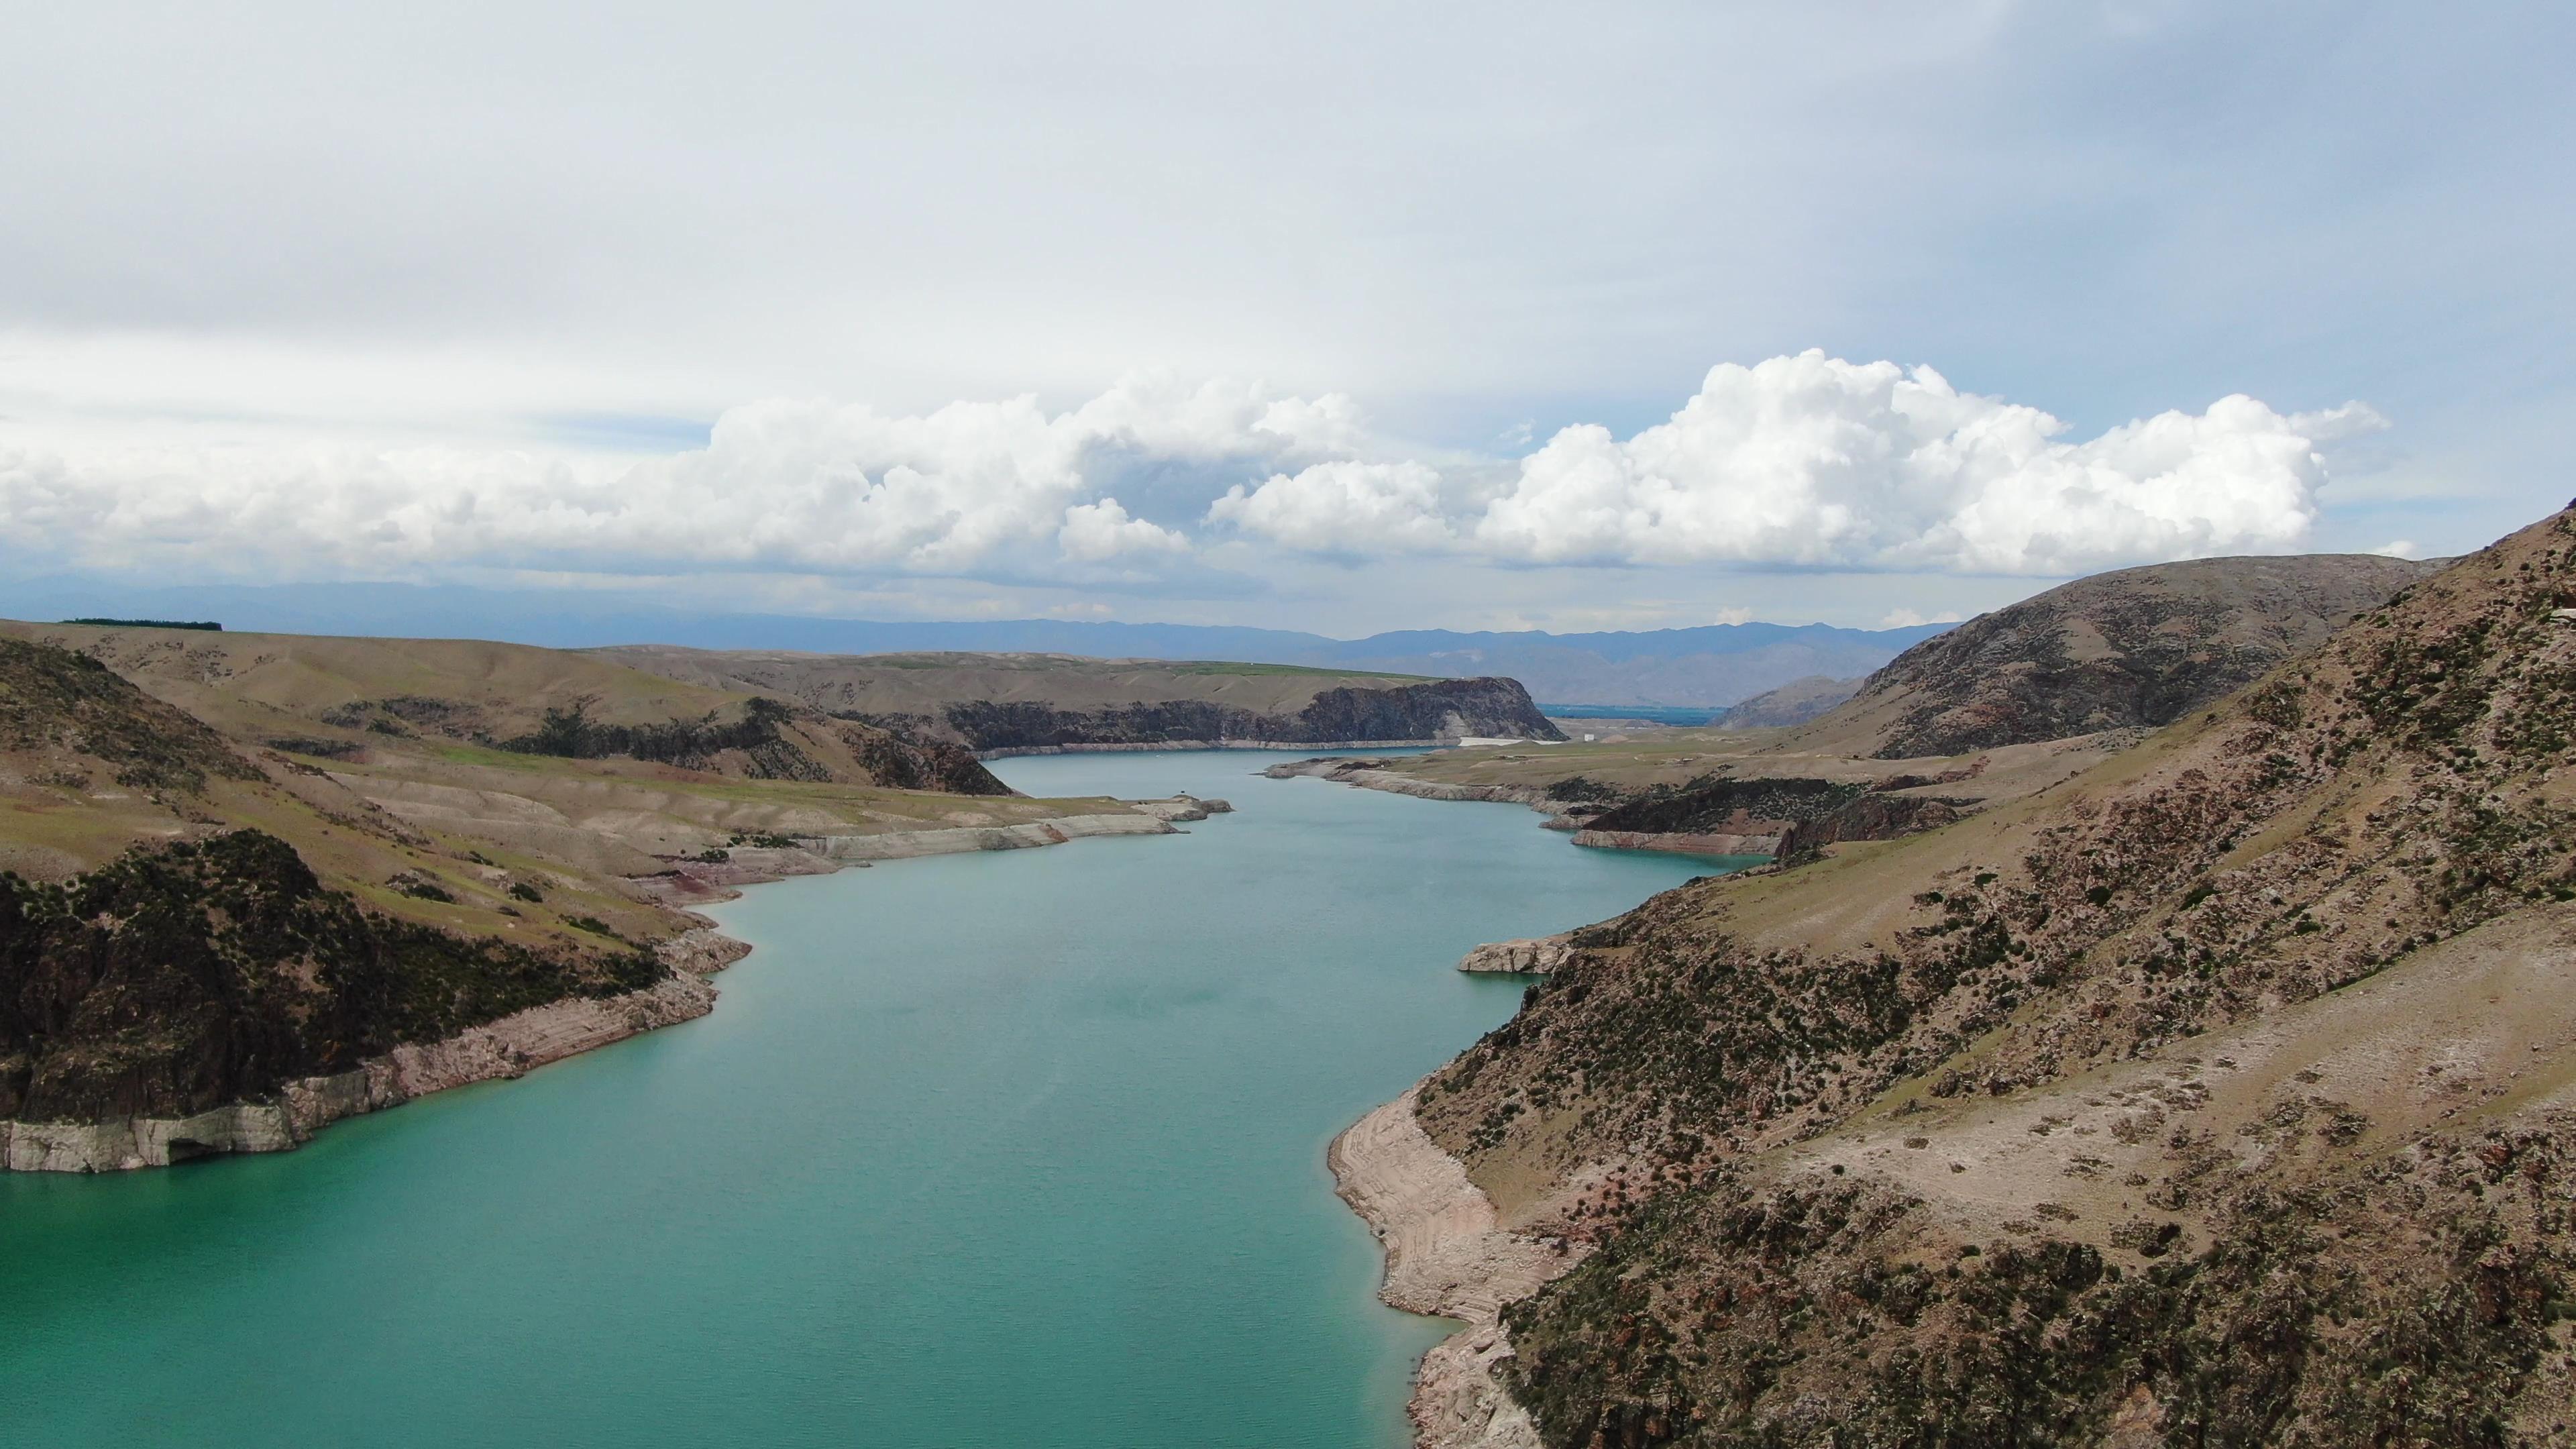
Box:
(1329, 1083, 1582, 1449)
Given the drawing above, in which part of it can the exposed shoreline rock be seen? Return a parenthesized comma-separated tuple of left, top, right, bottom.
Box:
(981, 738, 1458, 759)
(1568, 826, 1780, 855)
(1329, 1083, 1580, 1449)
(634, 805, 1197, 906)
(1262, 757, 1554, 808)
(3, 971, 718, 1172)
(1455, 935, 1575, 975)
(1126, 794, 1233, 822)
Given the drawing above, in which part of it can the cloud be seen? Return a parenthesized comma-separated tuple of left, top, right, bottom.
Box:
(1201, 353, 2383, 574)
(1203, 461, 1456, 555)
(0, 352, 2387, 592)
(2369, 539, 2422, 559)
(1878, 607, 1966, 628)
(1471, 354, 2384, 573)
(1058, 497, 1187, 562)
(0, 372, 1353, 580)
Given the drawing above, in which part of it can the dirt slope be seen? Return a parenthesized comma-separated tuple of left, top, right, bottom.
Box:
(1407, 510, 2576, 1445)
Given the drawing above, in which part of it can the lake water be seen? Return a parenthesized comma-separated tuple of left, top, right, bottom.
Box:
(0, 751, 1751, 1448)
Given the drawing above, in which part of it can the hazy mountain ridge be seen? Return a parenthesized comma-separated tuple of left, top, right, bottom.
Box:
(0, 578, 1944, 707)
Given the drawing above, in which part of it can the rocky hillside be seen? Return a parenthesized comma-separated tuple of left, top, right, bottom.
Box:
(1, 828, 666, 1126)
(0, 621, 1006, 794)
(0, 637, 699, 1154)
(595, 645, 1564, 750)
(1803, 553, 2438, 759)
(1403, 510, 2576, 1444)
(1, 625, 1198, 1170)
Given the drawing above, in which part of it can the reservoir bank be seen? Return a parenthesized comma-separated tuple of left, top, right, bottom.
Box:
(0, 750, 1752, 1448)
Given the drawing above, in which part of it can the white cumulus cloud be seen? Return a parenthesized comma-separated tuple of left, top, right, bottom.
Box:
(1878, 607, 1966, 628)
(0, 352, 2386, 589)
(1203, 461, 1456, 555)
(0, 372, 1362, 580)
(1466, 353, 2383, 573)
(1058, 497, 1189, 562)
(1206, 352, 2383, 574)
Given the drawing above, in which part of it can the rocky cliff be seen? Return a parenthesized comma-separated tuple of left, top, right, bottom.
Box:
(0, 829, 670, 1130)
(1390, 508, 2576, 1445)
(898, 676, 1563, 752)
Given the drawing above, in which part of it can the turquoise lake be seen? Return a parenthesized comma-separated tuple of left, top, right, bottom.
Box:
(0, 751, 1750, 1448)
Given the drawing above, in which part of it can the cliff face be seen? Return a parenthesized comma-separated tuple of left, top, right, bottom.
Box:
(898, 676, 1563, 752)
(1805, 553, 2437, 759)
(1410, 510, 2576, 1445)
(489, 695, 1010, 794)
(0, 830, 667, 1125)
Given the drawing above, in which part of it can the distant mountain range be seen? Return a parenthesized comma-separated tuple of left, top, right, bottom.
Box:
(0, 578, 1949, 707)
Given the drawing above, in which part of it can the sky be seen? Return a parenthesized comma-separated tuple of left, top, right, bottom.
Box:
(2, 2, 2569, 637)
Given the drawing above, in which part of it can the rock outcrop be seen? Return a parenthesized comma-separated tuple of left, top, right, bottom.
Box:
(0, 829, 671, 1132)
(924, 677, 1564, 753)
(3, 971, 716, 1171)
(1456, 936, 1576, 975)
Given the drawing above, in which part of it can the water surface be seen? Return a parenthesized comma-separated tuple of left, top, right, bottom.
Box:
(0, 751, 1751, 1447)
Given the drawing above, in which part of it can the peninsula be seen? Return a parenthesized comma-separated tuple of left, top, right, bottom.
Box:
(0, 622, 1225, 1171)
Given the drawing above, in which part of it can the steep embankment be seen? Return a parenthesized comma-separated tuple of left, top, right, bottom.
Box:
(594, 645, 1564, 751)
(1366, 510, 2576, 1444)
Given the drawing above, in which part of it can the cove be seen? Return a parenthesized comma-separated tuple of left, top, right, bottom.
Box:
(0, 751, 1754, 1448)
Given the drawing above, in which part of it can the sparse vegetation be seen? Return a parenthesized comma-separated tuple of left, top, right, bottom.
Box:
(1413, 510, 2576, 1444)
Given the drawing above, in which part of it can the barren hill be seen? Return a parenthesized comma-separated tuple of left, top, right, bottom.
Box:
(1799, 553, 2439, 759)
(1715, 674, 1860, 730)
(0, 621, 1003, 794)
(1385, 511, 2576, 1444)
